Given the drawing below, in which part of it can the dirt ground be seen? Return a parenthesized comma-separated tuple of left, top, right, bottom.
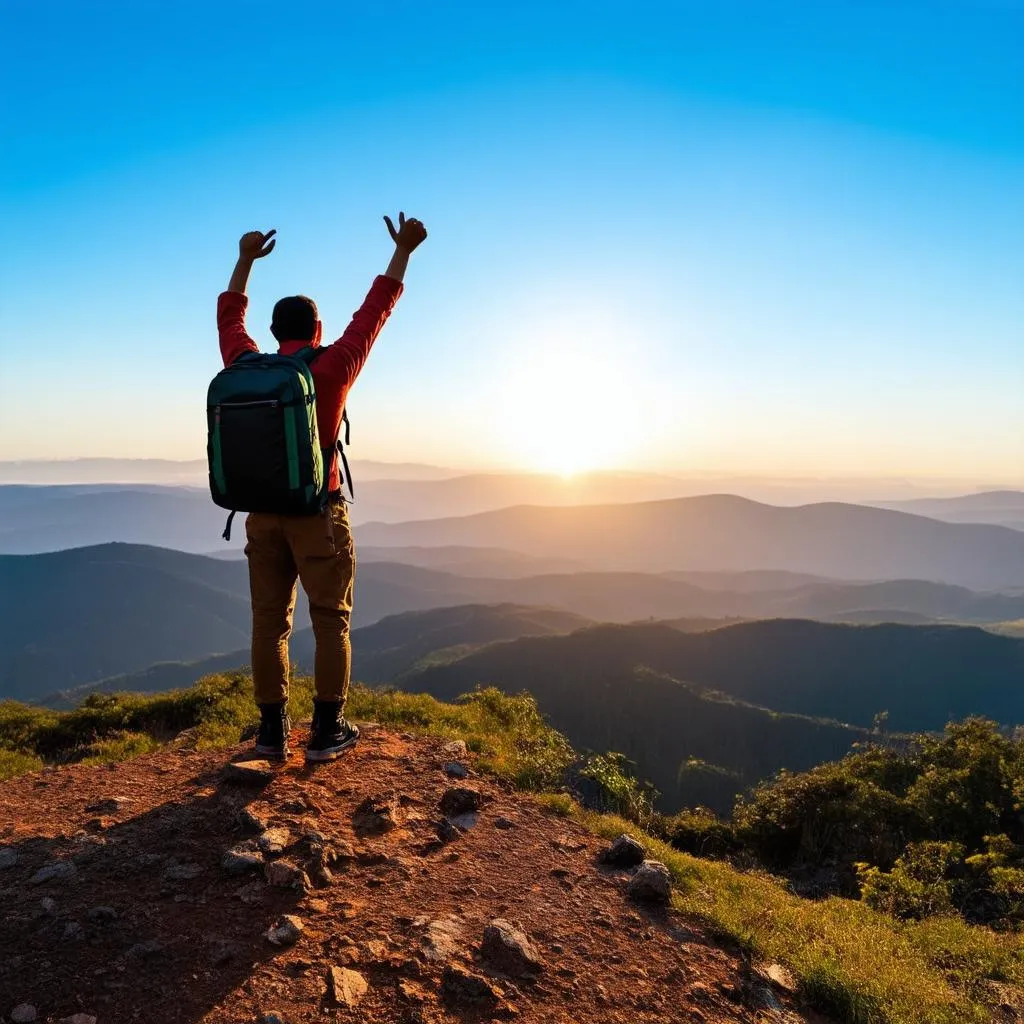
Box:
(0, 725, 827, 1023)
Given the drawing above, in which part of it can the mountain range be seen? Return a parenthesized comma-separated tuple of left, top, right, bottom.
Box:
(10, 542, 1024, 700)
(358, 495, 1024, 588)
(398, 618, 1024, 734)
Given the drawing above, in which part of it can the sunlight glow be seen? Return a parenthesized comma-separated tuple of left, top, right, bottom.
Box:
(483, 304, 675, 475)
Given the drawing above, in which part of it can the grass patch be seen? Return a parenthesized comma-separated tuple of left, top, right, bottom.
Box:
(0, 675, 572, 792)
(561, 806, 1009, 1024)
(0, 747, 44, 780)
(80, 731, 162, 765)
(2, 674, 1021, 1023)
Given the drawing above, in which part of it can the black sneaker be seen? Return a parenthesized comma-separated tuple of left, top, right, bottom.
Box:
(306, 700, 360, 762)
(255, 702, 290, 760)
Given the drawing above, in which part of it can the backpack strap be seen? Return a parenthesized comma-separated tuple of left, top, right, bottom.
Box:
(296, 347, 355, 502)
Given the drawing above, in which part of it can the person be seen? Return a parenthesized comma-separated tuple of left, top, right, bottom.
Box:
(217, 212, 428, 761)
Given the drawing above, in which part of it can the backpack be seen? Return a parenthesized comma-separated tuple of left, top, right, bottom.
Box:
(206, 348, 352, 540)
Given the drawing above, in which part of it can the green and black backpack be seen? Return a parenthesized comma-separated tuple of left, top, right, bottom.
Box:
(206, 348, 352, 540)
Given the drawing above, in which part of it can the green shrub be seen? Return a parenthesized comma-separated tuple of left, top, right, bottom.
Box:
(655, 806, 739, 858)
(859, 842, 965, 920)
(579, 751, 658, 826)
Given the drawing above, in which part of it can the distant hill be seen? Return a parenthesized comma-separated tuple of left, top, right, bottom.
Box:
(0, 458, 457, 485)
(359, 545, 590, 577)
(0, 544, 478, 699)
(0, 471, 694, 554)
(42, 603, 593, 707)
(398, 619, 1024, 734)
(399, 644, 867, 812)
(359, 495, 1024, 589)
(10, 541, 1024, 701)
(876, 490, 1024, 531)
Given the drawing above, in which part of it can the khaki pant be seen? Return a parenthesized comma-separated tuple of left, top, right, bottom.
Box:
(244, 499, 355, 706)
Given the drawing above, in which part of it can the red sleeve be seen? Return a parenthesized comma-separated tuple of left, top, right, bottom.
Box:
(313, 275, 404, 393)
(217, 291, 259, 367)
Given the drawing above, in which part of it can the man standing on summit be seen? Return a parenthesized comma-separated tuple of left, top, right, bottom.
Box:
(216, 213, 428, 762)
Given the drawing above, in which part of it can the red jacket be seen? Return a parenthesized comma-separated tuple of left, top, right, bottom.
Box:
(217, 275, 403, 492)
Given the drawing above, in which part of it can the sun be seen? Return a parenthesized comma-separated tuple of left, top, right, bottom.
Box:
(490, 336, 649, 478)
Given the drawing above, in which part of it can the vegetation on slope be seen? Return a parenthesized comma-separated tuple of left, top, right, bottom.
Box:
(2, 675, 1024, 1023)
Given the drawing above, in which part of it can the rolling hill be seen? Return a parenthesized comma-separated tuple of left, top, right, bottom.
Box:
(10, 541, 1024, 701)
(359, 494, 1024, 588)
(876, 490, 1024, 530)
(398, 618, 1024, 734)
(42, 603, 594, 707)
(0, 470, 692, 554)
(0, 544, 479, 699)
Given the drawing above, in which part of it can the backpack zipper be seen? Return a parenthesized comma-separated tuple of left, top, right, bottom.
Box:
(216, 399, 280, 410)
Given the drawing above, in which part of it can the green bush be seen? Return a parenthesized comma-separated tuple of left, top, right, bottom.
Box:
(859, 842, 964, 920)
(655, 806, 739, 858)
(578, 751, 658, 826)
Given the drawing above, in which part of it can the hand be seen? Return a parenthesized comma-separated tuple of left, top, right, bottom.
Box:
(238, 229, 277, 261)
(384, 212, 427, 254)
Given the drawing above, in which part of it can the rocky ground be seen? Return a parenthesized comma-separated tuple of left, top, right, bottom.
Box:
(0, 725, 828, 1023)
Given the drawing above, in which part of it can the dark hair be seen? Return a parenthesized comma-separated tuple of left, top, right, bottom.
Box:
(271, 295, 318, 342)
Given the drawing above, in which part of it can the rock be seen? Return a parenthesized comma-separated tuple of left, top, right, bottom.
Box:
(222, 841, 263, 875)
(87, 905, 118, 923)
(257, 827, 292, 855)
(126, 938, 163, 959)
(627, 859, 672, 903)
(0, 847, 18, 869)
(440, 965, 500, 1010)
(494, 817, 516, 830)
(601, 834, 645, 868)
(222, 760, 275, 786)
(163, 861, 203, 881)
(440, 739, 468, 759)
(38, 897, 57, 916)
(63, 920, 84, 940)
(10, 1006, 37, 1023)
(421, 915, 464, 962)
(353, 792, 405, 834)
(85, 796, 133, 814)
(236, 803, 271, 832)
(481, 918, 543, 977)
(764, 962, 797, 994)
(326, 965, 368, 1007)
(265, 914, 304, 947)
(235, 880, 266, 904)
(444, 762, 469, 778)
(30, 860, 77, 885)
(264, 859, 310, 890)
(439, 786, 482, 817)
(60, 1016, 97, 1024)
(309, 863, 334, 888)
(437, 818, 464, 844)
(260, 1014, 286, 1024)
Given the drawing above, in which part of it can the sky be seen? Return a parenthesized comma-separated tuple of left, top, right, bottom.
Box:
(1, 0, 1022, 482)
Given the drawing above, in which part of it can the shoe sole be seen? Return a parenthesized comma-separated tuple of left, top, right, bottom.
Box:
(305, 733, 360, 762)
(255, 743, 289, 761)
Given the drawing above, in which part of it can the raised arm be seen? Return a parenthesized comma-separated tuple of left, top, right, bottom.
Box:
(383, 212, 428, 283)
(218, 229, 276, 366)
(316, 212, 428, 389)
(227, 229, 276, 294)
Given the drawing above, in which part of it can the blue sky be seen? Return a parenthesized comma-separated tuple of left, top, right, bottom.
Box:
(1, 0, 1021, 481)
